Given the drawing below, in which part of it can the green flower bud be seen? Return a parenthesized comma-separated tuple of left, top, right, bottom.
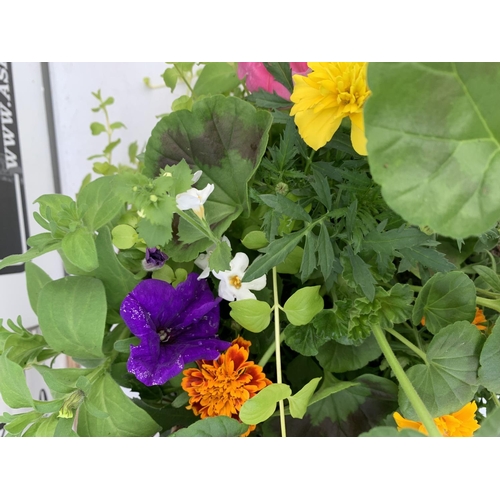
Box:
(275, 182, 289, 196)
(150, 194, 158, 203)
(58, 389, 85, 419)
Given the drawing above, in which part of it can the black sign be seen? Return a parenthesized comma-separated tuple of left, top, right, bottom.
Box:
(0, 62, 29, 275)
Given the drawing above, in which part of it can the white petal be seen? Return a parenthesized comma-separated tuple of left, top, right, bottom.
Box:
(221, 235, 232, 248)
(234, 286, 257, 301)
(197, 267, 210, 280)
(195, 252, 209, 271)
(198, 183, 215, 203)
(176, 190, 201, 210)
(230, 252, 249, 275)
(246, 274, 267, 291)
(218, 278, 236, 301)
(192, 170, 203, 183)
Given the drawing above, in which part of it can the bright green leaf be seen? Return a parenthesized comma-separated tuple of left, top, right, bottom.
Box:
(229, 299, 271, 333)
(0, 352, 33, 408)
(193, 63, 240, 97)
(287, 377, 322, 419)
(241, 230, 268, 250)
(283, 286, 324, 326)
(171, 416, 248, 437)
(25, 262, 52, 315)
(61, 227, 99, 273)
(239, 384, 292, 425)
(111, 224, 138, 250)
(90, 122, 106, 135)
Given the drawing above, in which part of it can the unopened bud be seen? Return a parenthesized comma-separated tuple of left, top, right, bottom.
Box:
(275, 182, 289, 196)
(58, 389, 85, 419)
(150, 194, 158, 203)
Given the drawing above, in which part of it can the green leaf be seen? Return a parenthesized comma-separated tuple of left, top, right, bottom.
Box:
(245, 90, 291, 109)
(284, 322, 332, 357)
(193, 62, 240, 96)
(34, 365, 95, 394)
(0, 352, 33, 408)
(478, 322, 500, 393)
(345, 246, 376, 302)
(473, 265, 500, 292)
(25, 262, 52, 315)
(77, 176, 125, 231)
(243, 228, 307, 282)
(38, 276, 106, 359)
(263, 62, 293, 93)
(54, 416, 76, 437)
(89, 227, 139, 311)
(0, 240, 61, 271)
(360, 426, 426, 437)
(35, 193, 74, 220)
(171, 95, 193, 112)
(365, 62, 500, 239)
(162, 67, 178, 91)
(111, 224, 138, 249)
(241, 230, 269, 250)
(316, 334, 382, 373)
(207, 240, 231, 273)
(77, 373, 161, 436)
(258, 194, 311, 222)
(229, 300, 271, 333)
(397, 246, 456, 273)
(412, 271, 476, 333)
(4, 411, 42, 435)
(283, 286, 324, 326)
(113, 337, 139, 354)
(90, 122, 106, 135)
(399, 321, 484, 420)
(307, 373, 398, 436)
(170, 416, 248, 437)
(110, 122, 126, 130)
(276, 245, 303, 274)
(144, 95, 272, 255)
(300, 232, 317, 282)
(61, 227, 99, 273)
(474, 407, 500, 437)
(137, 218, 172, 248)
(239, 383, 292, 425)
(317, 222, 334, 280)
(103, 138, 121, 155)
(287, 377, 322, 419)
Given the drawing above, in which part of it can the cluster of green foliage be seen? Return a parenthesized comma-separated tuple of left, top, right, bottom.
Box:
(2, 62, 500, 437)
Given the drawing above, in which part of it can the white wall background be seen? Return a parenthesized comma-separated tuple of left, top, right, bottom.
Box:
(49, 62, 190, 197)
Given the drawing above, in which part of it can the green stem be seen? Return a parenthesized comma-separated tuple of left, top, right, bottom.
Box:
(475, 287, 500, 299)
(487, 251, 497, 274)
(372, 324, 442, 437)
(101, 103, 114, 164)
(304, 150, 316, 176)
(476, 296, 500, 313)
(257, 330, 285, 368)
(173, 63, 195, 96)
(491, 392, 500, 408)
(386, 328, 428, 363)
(272, 266, 286, 438)
(409, 285, 422, 292)
(176, 210, 218, 245)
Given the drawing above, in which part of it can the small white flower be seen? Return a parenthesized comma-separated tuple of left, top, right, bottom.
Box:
(195, 236, 231, 280)
(176, 183, 214, 219)
(213, 252, 266, 301)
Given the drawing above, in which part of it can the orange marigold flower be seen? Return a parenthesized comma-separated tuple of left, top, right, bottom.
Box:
(393, 401, 480, 437)
(472, 307, 487, 330)
(181, 336, 271, 436)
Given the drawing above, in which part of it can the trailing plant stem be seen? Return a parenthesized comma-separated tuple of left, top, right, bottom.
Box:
(272, 266, 286, 437)
(476, 296, 500, 314)
(372, 324, 442, 437)
(387, 328, 427, 363)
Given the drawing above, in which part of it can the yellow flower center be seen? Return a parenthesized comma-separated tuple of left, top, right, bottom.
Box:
(229, 275, 242, 289)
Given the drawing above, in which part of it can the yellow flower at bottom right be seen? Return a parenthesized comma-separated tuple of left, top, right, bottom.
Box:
(393, 401, 480, 437)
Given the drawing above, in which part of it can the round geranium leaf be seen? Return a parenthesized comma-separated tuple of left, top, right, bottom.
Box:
(365, 62, 500, 239)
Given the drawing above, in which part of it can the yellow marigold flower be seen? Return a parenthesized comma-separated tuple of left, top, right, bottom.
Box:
(472, 307, 487, 331)
(290, 62, 371, 155)
(393, 401, 480, 437)
(181, 337, 271, 436)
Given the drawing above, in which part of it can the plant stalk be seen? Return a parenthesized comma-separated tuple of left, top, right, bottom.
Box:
(386, 328, 428, 363)
(272, 266, 286, 437)
(372, 323, 441, 437)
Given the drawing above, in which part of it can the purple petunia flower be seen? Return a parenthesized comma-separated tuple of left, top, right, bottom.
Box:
(142, 247, 168, 271)
(120, 274, 230, 386)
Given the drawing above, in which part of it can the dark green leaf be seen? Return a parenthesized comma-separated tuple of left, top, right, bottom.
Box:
(346, 246, 376, 302)
(258, 194, 311, 222)
(478, 322, 500, 393)
(317, 222, 334, 280)
(473, 265, 500, 293)
(474, 407, 500, 437)
(399, 321, 484, 420)
(245, 90, 291, 109)
(412, 271, 476, 333)
(170, 416, 248, 437)
(263, 62, 293, 92)
(300, 232, 317, 282)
